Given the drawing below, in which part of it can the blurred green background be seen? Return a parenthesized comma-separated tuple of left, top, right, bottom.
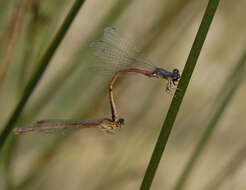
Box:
(0, 0, 246, 189)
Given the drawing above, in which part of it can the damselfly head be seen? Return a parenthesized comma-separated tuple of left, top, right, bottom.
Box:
(172, 68, 180, 82)
(117, 118, 125, 126)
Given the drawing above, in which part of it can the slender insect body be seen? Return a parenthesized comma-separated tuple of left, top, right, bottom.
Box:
(152, 68, 172, 79)
(152, 68, 180, 82)
(13, 118, 125, 134)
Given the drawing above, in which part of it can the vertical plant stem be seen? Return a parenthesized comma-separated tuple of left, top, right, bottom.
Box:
(140, 0, 221, 189)
(0, 0, 86, 152)
(1, 133, 17, 189)
(173, 49, 246, 190)
(0, 0, 29, 88)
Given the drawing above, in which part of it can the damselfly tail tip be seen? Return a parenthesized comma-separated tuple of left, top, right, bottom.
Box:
(13, 128, 22, 134)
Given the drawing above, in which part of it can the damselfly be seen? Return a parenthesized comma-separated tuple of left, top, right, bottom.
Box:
(90, 27, 180, 121)
(14, 118, 124, 134)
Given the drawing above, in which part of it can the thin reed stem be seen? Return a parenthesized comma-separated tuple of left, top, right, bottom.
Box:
(173, 48, 246, 190)
(140, 0, 221, 189)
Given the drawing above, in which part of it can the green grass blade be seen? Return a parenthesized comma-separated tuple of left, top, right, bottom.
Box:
(1, 133, 17, 189)
(0, 0, 86, 151)
(140, 0, 221, 189)
(173, 48, 246, 190)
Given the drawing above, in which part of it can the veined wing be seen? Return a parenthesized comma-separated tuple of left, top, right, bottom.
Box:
(103, 27, 140, 58)
(90, 27, 156, 73)
(14, 119, 103, 134)
(36, 119, 102, 126)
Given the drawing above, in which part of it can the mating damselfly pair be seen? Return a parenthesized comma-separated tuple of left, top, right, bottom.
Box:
(14, 27, 180, 134)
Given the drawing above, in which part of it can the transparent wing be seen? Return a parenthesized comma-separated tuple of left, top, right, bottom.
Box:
(90, 27, 156, 74)
(103, 27, 140, 56)
(14, 119, 103, 135)
(89, 65, 122, 75)
(36, 119, 102, 125)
